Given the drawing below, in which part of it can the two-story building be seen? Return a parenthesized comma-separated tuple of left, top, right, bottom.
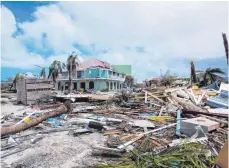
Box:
(56, 58, 129, 92)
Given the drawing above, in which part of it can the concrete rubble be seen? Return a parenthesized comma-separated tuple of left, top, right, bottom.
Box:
(0, 81, 228, 168)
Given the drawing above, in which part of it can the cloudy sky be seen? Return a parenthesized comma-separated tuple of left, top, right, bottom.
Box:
(1, 1, 228, 81)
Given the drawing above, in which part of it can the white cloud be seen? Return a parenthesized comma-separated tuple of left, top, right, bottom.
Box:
(1, 5, 81, 69)
(1, 2, 228, 81)
(1, 6, 45, 68)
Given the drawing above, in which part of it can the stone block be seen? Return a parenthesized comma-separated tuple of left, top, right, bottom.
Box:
(180, 117, 220, 137)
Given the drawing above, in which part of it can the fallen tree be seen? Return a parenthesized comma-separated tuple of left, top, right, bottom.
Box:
(0, 101, 71, 136)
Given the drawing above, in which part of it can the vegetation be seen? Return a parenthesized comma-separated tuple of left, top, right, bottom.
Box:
(160, 70, 177, 86)
(35, 65, 46, 79)
(203, 68, 225, 86)
(190, 61, 225, 86)
(66, 52, 80, 93)
(94, 142, 216, 168)
(190, 61, 197, 84)
(48, 60, 66, 87)
(134, 142, 215, 168)
(124, 75, 134, 87)
(10, 73, 24, 90)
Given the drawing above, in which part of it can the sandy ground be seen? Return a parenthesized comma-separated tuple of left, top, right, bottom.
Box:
(2, 132, 108, 168)
(1, 93, 24, 116)
(0, 93, 118, 168)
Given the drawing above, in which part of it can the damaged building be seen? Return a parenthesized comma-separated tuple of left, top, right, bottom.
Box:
(16, 79, 53, 105)
(56, 58, 131, 92)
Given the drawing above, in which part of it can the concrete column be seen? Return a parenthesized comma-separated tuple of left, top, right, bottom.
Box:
(110, 82, 113, 90)
(115, 82, 117, 90)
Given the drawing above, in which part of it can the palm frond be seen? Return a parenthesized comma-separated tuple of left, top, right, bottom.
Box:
(40, 68, 46, 79)
(71, 56, 77, 71)
(56, 61, 62, 73)
(62, 63, 66, 69)
(67, 55, 73, 63)
(10, 73, 22, 90)
(48, 65, 54, 78)
(203, 67, 225, 86)
(207, 68, 225, 74)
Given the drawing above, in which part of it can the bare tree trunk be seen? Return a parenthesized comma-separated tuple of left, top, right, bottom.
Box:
(43, 68, 46, 79)
(68, 61, 73, 93)
(0, 104, 69, 136)
(222, 33, 228, 65)
(53, 74, 56, 88)
(190, 61, 197, 85)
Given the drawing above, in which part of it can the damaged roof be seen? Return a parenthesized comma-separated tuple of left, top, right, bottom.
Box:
(80, 58, 116, 71)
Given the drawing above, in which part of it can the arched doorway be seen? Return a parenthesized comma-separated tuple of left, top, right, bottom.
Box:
(89, 81, 94, 89)
(80, 82, 86, 90)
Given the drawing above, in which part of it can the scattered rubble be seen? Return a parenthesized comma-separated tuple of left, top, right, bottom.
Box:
(0, 81, 228, 167)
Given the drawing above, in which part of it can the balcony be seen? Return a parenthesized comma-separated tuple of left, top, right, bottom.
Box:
(58, 74, 125, 81)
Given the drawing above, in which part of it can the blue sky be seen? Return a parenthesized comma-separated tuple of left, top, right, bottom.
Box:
(1, 1, 228, 81)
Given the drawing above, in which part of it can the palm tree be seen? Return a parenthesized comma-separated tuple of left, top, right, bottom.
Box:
(124, 75, 134, 87)
(35, 65, 46, 79)
(67, 52, 79, 93)
(40, 68, 46, 79)
(48, 60, 65, 87)
(190, 61, 197, 85)
(222, 33, 228, 65)
(10, 73, 23, 90)
(203, 68, 225, 86)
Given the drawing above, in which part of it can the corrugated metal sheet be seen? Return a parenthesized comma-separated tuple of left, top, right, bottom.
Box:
(81, 58, 115, 70)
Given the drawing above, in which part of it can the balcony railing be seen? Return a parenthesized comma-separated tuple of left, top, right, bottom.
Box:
(58, 75, 125, 81)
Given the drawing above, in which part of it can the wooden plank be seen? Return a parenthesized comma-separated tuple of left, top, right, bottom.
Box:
(104, 130, 122, 135)
(158, 106, 165, 116)
(143, 90, 165, 104)
(117, 123, 176, 149)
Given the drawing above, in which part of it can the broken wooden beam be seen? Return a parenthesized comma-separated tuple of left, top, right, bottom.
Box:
(142, 90, 166, 104)
(117, 123, 176, 149)
(0, 102, 71, 136)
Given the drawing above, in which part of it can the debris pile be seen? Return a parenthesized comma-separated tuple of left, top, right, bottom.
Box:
(0, 82, 228, 167)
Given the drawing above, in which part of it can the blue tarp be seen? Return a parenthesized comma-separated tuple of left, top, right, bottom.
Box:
(203, 80, 221, 90)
